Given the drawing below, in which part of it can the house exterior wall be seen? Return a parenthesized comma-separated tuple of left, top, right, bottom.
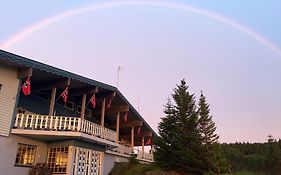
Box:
(0, 64, 20, 137)
(103, 153, 129, 175)
(103, 153, 115, 175)
(17, 93, 77, 117)
(0, 134, 48, 175)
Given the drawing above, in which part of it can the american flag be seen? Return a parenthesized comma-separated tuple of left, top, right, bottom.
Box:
(89, 93, 96, 108)
(123, 112, 128, 122)
(22, 76, 31, 96)
(137, 127, 141, 136)
(145, 137, 152, 145)
(60, 87, 68, 104)
(106, 97, 113, 109)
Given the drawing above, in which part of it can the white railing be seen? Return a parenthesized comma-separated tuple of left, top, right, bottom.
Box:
(106, 144, 154, 162)
(14, 113, 116, 142)
(134, 149, 154, 161)
(108, 144, 133, 156)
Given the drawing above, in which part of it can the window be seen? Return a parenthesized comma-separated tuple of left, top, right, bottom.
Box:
(47, 147, 69, 173)
(15, 143, 37, 167)
(77, 105, 91, 117)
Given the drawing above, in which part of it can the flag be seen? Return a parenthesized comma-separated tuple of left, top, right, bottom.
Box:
(60, 87, 68, 104)
(123, 112, 128, 122)
(137, 127, 141, 136)
(106, 97, 113, 109)
(89, 93, 96, 108)
(145, 137, 152, 145)
(22, 76, 31, 96)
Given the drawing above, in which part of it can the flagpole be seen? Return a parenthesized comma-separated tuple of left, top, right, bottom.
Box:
(117, 66, 121, 89)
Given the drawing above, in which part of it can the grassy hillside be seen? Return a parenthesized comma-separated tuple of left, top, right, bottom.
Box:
(109, 163, 265, 175)
(110, 163, 184, 175)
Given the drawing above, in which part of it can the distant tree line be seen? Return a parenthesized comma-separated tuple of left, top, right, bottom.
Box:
(220, 136, 281, 174)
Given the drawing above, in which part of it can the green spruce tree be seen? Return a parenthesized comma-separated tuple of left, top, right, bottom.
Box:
(155, 80, 206, 174)
(198, 92, 220, 173)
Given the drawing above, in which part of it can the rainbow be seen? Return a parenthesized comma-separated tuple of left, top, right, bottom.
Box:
(1, 1, 281, 57)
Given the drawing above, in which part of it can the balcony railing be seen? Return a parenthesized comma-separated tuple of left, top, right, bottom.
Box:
(13, 113, 116, 142)
(107, 144, 133, 156)
(106, 144, 154, 162)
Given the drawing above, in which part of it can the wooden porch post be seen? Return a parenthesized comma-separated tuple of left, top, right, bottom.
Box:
(49, 87, 56, 116)
(131, 126, 134, 147)
(142, 137, 145, 157)
(116, 112, 120, 143)
(101, 98, 105, 126)
(80, 94, 86, 119)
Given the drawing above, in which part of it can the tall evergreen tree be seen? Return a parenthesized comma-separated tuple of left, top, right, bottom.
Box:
(198, 92, 219, 172)
(155, 80, 206, 174)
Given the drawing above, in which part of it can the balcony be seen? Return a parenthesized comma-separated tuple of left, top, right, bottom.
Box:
(135, 149, 154, 162)
(106, 144, 154, 163)
(12, 113, 118, 148)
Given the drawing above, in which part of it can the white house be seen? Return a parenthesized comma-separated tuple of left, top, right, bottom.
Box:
(0, 50, 156, 175)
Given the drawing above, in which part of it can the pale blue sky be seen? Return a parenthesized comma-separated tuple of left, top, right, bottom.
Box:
(1, 0, 280, 143)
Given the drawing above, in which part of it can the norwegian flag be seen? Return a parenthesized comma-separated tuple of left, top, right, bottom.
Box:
(60, 87, 68, 104)
(137, 127, 141, 136)
(89, 93, 96, 108)
(145, 137, 152, 145)
(106, 97, 113, 109)
(22, 76, 31, 96)
(123, 112, 128, 122)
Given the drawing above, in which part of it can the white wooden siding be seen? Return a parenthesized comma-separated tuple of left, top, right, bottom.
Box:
(0, 64, 19, 136)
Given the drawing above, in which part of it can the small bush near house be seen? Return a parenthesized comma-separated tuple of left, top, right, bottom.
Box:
(29, 163, 51, 175)
(129, 153, 139, 165)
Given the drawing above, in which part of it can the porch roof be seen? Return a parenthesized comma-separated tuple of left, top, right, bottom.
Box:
(0, 49, 157, 141)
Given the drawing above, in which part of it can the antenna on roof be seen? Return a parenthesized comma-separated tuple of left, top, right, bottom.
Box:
(117, 66, 123, 89)
(138, 96, 140, 113)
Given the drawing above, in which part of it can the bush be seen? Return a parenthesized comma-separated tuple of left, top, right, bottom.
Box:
(129, 153, 139, 164)
(29, 163, 51, 175)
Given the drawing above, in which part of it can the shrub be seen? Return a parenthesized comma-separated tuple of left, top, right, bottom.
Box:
(29, 163, 51, 175)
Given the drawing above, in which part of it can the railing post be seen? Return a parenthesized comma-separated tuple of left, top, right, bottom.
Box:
(24, 114, 29, 128)
(54, 116, 58, 130)
(72, 118, 76, 131)
(77, 118, 81, 132)
(58, 117, 62, 130)
(45, 116, 49, 129)
(14, 114, 19, 127)
(50, 116, 53, 130)
(40, 115, 44, 129)
(35, 115, 39, 129)
(63, 117, 67, 130)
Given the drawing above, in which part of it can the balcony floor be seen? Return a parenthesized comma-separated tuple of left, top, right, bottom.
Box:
(11, 129, 118, 150)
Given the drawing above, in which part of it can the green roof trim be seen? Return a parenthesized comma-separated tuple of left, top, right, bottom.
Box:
(0, 50, 116, 91)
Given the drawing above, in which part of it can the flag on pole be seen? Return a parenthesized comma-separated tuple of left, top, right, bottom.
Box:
(106, 97, 113, 109)
(89, 93, 96, 108)
(145, 137, 151, 145)
(22, 76, 31, 96)
(123, 112, 128, 122)
(60, 87, 68, 104)
(137, 127, 141, 136)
